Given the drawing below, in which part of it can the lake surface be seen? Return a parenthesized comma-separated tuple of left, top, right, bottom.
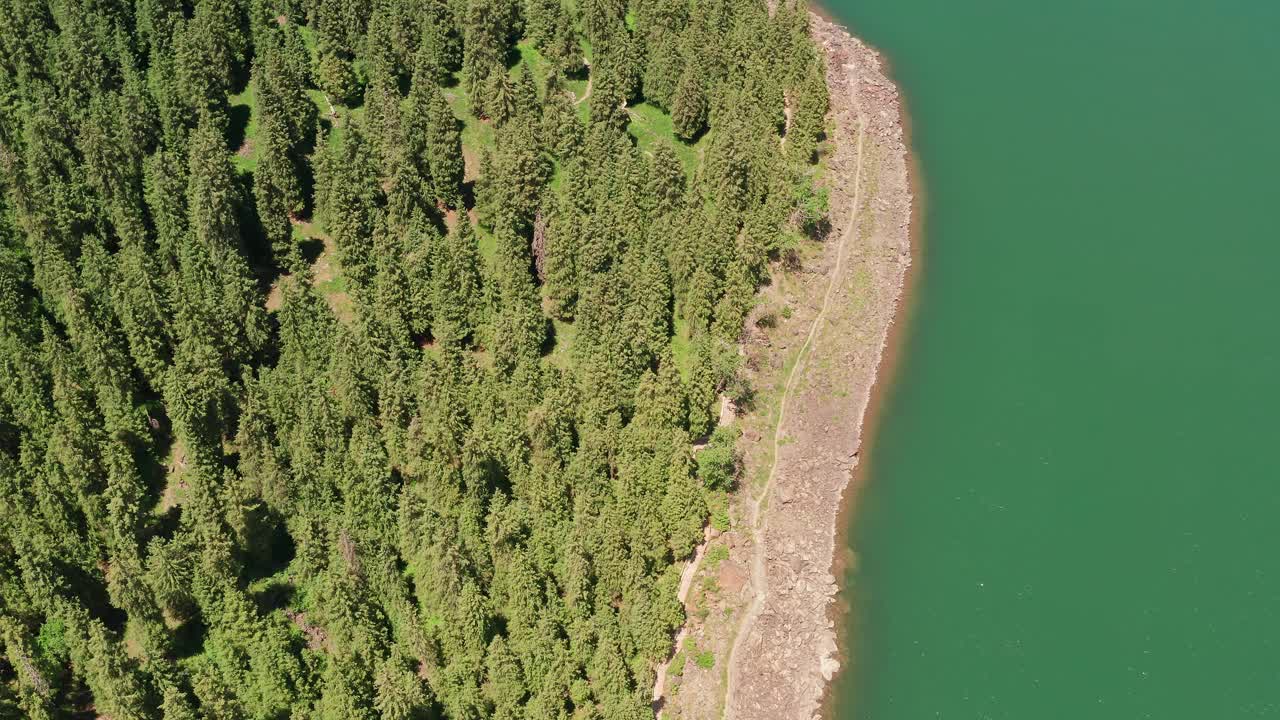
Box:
(827, 0, 1280, 717)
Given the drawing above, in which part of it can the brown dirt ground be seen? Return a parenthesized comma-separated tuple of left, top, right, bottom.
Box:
(264, 220, 354, 322)
(654, 14, 912, 720)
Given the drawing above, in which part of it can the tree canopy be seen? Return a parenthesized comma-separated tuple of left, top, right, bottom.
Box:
(0, 0, 830, 716)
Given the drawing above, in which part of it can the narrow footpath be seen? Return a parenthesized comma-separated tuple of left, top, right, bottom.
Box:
(723, 117, 866, 718)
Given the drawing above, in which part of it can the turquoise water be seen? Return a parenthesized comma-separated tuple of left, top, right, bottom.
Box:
(827, 0, 1280, 717)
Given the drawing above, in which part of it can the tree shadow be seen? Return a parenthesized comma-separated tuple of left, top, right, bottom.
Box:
(229, 54, 253, 96)
(503, 44, 523, 71)
(299, 237, 325, 264)
(240, 508, 296, 585)
(226, 103, 252, 153)
(296, 155, 318, 219)
(170, 614, 208, 659)
(234, 172, 284, 290)
(460, 179, 477, 213)
(538, 318, 556, 357)
(677, 123, 709, 145)
(145, 504, 183, 546)
(55, 559, 127, 633)
(133, 431, 170, 515)
(805, 215, 832, 242)
(252, 580, 297, 615)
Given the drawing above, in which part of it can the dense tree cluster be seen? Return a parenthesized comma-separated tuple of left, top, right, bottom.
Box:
(0, 0, 828, 717)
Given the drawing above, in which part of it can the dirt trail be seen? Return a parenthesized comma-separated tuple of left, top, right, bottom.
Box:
(653, 526, 713, 705)
(723, 118, 867, 718)
(574, 58, 593, 105)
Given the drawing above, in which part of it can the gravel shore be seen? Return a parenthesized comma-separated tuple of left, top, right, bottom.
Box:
(723, 14, 914, 720)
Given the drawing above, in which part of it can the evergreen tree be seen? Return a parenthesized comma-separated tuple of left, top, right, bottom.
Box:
(374, 655, 431, 720)
(426, 84, 467, 209)
(254, 113, 305, 265)
(432, 218, 484, 343)
(670, 68, 707, 141)
(323, 124, 383, 289)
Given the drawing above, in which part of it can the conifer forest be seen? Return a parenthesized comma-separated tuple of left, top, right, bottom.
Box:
(0, 0, 831, 716)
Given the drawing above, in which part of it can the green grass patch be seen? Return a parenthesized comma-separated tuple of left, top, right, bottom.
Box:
(474, 221, 496, 266)
(705, 544, 729, 571)
(626, 102, 700, 173)
(442, 82, 496, 163)
(297, 24, 318, 57)
(706, 490, 730, 532)
(699, 574, 719, 595)
(670, 650, 687, 677)
(228, 82, 259, 173)
(549, 317, 577, 361)
(564, 77, 588, 100)
(512, 41, 551, 87)
(316, 273, 347, 297)
(694, 649, 715, 669)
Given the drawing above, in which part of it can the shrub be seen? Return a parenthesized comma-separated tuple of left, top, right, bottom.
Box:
(697, 426, 742, 490)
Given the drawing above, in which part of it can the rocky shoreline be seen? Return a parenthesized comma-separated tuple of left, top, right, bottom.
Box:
(723, 14, 913, 720)
(651, 12, 912, 720)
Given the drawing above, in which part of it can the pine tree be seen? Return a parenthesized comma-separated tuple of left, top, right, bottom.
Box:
(254, 113, 304, 265)
(431, 218, 483, 343)
(540, 74, 584, 158)
(479, 121, 550, 232)
(257, 25, 317, 153)
(318, 51, 361, 106)
(647, 143, 686, 215)
(463, 0, 517, 117)
(424, 81, 466, 208)
(374, 655, 431, 720)
(670, 68, 707, 141)
(186, 111, 240, 249)
(324, 123, 383, 289)
(789, 54, 830, 164)
(490, 226, 546, 373)
(486, 71, 518, 126)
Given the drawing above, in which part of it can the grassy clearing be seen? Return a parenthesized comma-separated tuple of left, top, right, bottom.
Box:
(670, 650, 687, 677)
(474, 220, 497, 266)
(228, 82, 259, 173)
(297, 23, 317, 55)
(512, 41, 551, 87)
(442, 82, 496, 176)
(704, 544, 729, 571)
(548, 317, 577, 363)
(626, 102, 701, 173)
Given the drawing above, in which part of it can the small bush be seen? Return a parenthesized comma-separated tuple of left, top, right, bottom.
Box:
(670, 651, 687, 677)
(705, 544, 729, 569)
(695, 650, 715, 669)
(707, 491, 731, 532)
(697, 426, 742, 490)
